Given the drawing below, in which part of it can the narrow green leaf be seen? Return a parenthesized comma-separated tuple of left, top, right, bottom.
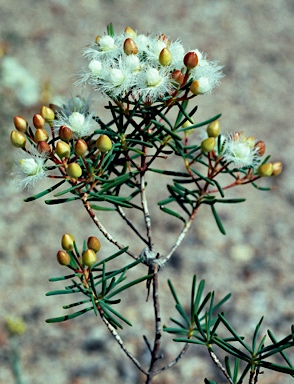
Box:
(174, 337, 206, 346)
(62, 299, 92, 309)
(157, 196, 176, 206)
(46, 289, 76, 296)
(24, 180, 65, 202)
(211, 205, 226, 235)
(168, 279, 180, 305)
(150, 119, 182, 141)
(98, 301, 123, 329)
(218, 314, 252, 353)
(107, 23, 115, 37)
(160, 206, 186, 223)
(93, 247, 131, 268)
(194, 279, 206, 314)
(214, 198, 246, 204)
(212, 293, 231, 313)
(177, 113, 222, 132)
(212, 179, 225, 198)
(267, 329, 294, 369)
(45, 306, 93, 323)
(105, 274, 152, 299)
(191, 168, 215, 185)
(90, 204, 116, 211)
(54, 182, 84, 196)
(100, 301, 132, 326)
(252, 316, 264, 353)
(204, 379, 217, 384)
(149, 168, 190, 177)
(49, 274, 76, 282)
(45, 197, 79, 205)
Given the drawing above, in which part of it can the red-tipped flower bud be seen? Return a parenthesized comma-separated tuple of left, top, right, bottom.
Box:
(82, 249, 97, 267)
(96, 134, 112, 153)
(34, 128, 49, 143)
(59, 126, 73, 142)
(184, 51, 198, 69)
(159, 48, 172, 66)
(124, 26, 136, 39)
(201, 137, 215, 153)
(57, 250, 71, 266)
(255, 140, 266, 156)
(14, 116, 28, 133)
(75, 139, 88, 157)
(37, 141, 51, 154)
(33, 114, 45, 129)
(123, 38, 138, 55)
(258, 163, 273, 177)
(61, 233, 75, 251)
(10, 131, 26, 148)
(207, 120, 221, 138)
(87, 236, 101, 253)
(171, 70, 184, 85)
(56, 141, 71, 159)
(66, 163, 82, 179)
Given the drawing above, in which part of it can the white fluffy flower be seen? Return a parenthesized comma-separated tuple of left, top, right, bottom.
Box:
(55, 111, 95, 138)
(221, 132, 260, 168)
(13, 150, 47, 189)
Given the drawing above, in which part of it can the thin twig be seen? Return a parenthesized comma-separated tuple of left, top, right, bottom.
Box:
(81, 194, 138, 260)
(153, 343, 190, 375)
(208, 348, 234, 384)
(116, 206, 149, 246)
(101, 315, 148, 376)
(140, 174, 153, 250)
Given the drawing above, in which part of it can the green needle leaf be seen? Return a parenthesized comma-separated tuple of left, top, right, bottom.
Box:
(211, 205, 226, 235)
(45, 306, 93, 323)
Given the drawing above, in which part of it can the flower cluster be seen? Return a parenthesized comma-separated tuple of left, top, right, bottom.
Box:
(79, 25, 223, 102)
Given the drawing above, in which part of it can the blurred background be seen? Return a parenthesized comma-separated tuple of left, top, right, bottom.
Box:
(0, 1, 293, 383)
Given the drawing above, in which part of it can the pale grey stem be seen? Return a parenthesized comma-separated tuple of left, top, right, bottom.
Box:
(81, 195, 138, 260)
(153, 343, 190, 376)
(140, 175, 153, 250)
(101, 315, 148, 376)
(160, 219, 193, 266)
(208, 349, 234, 384)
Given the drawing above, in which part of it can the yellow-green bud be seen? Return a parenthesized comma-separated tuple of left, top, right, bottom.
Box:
(75, 139, 88, 156)
(123, 38, 138, 55)
(87, 236, 101, 253)
(40, 105, 55, 122)
(183, 51, 198, 69)
(66, 163, 82, 179)
(14, 116, 28, 133)
(182, 119, 195, 137)
(201, 137, 215, 153)
(5, 317, 26, 335)
(96, 134, 112, 153)
(272, 161, 282, 176)
(10, 130, 26, 148)
(33, 114, 45, 129)
(258, 163, 273, 177)
(59, 126, 73, 142)
(61, 233, 75, 251)
(55, 141, 71, 158)
(190, 80, 202, 95)
(159, 48, 172, 66)
(82, 249, 97, 267)
(124, 26, 136, 39)
(57, 250, 71, 266)
(34, 128, 49, 143)
(207, 120, 221, 138)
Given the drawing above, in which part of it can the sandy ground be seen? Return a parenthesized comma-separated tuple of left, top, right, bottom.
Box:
(0, 1, 293, 383)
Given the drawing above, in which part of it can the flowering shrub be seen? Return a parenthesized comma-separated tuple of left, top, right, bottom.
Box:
(10, 24, 292, 384)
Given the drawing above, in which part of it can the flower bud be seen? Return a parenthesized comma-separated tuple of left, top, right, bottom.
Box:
(57, 250, 71, 266)
(201, 137, 215, 153)
(207, 120, 221, 138)
(182, 119, 195, 137)
(95, 35, 101, 44)
(272, 161, 282, 176)
(14, 116, 28, 133)
(171, 70, 184, 85)
(37, 141, 51, 154)
(124, 26, 136, 39)
(159, 48, 172, 66)
(56, 141, 71, 158)
(10, 130, 26, 148)
(123, 38, 138, 55)
(40, 106, 55, 122)
(87, 236, 101, 253)
(59, 125, 73, 142)
(96, 134, 112, 153)
(75, 139, 88, 156)
(183, 52, 198, 69)
(34, 128, 49, 143)
(33, 114, 45, 129)
(61, 233, 75, 251)
(254, 140, 266, 156)
(82, 249, 97, 267)
(258, 163, 273, 177)
(66, 163, 82, 179)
